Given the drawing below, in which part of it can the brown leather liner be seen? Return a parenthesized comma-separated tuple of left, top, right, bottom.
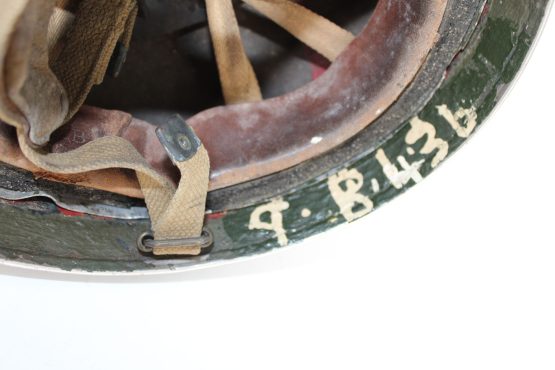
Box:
(191, 0, 447, 189)
(0, 0, 447, 198)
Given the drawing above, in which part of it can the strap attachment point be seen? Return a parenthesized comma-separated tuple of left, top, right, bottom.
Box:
(137, 228, 213, 256)
(156, 115, 202, 164)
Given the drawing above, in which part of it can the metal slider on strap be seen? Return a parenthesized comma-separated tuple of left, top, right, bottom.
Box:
(137, 115, 212, 256)
(137, 228, 213, 254)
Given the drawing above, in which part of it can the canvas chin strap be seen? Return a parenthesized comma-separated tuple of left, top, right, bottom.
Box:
(0, 0, 354, 256)
(16, 116, 210, 256)
(1, 0, 210, 256)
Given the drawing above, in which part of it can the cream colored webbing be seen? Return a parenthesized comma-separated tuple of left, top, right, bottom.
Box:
(149, 148, 210, 256)
(47, 7, 75, 55)
(17, 130, 210, 256)
(206, 0, 263, 105)
(206, 0, 354, 105)
(242, 0, 355, 62)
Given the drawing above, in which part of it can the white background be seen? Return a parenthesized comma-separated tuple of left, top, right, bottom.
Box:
(1, 10, 554, 370)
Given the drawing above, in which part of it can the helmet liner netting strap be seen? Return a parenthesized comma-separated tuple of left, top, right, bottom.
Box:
(206, 0, 262, 104)
(206, 0, 355, 105)
(243, 0, 355, 62)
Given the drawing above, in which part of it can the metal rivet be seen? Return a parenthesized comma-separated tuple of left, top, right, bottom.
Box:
(177, 134, 192, 151)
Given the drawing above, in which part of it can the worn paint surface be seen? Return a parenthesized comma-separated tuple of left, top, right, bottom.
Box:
(0, 0, 549, 272)
(218, 0, 548, 264)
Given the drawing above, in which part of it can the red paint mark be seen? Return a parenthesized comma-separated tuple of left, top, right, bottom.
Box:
(307, 49, 331, 81)
(57, 206, 85, 217)
(312, 63, 328, 80)
(446, 3, 490, 78)
(207, 211, 226, 220)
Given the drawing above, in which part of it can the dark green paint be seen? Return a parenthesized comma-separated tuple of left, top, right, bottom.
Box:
(219, 0, 549, 261)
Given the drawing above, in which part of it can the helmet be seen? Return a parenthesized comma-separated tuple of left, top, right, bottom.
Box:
(0, 0, 549, 272)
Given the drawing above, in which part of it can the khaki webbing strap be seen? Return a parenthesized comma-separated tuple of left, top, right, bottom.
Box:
(51, 0, 138, 122)
(242, 0, 355, 61)
(148, 147, 210, 256)
(205, 0, 353, 104)
(17, 127, 210, 256)
(206, 0, 263, 105)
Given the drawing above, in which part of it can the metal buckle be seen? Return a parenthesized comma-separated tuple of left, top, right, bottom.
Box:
(137, 228, 213, 254)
